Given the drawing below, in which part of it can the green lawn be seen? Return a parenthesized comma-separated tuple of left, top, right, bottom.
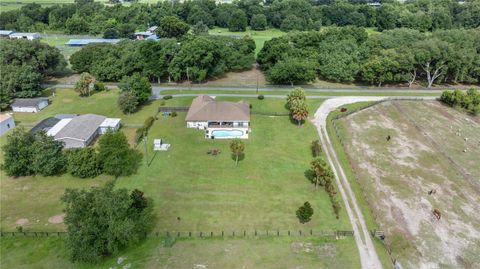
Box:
(0, 88, 362, 268)
(1, 89, 349, 233)
(0, 236, 360, 269)
(209, 27, 286, 55)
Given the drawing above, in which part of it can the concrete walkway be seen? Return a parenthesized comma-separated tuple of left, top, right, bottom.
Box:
(311, 96, 437, 269)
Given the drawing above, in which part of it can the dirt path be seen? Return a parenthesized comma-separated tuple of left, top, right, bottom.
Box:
(311, 97, 437, 269)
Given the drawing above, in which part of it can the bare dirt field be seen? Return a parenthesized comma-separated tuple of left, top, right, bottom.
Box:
(337, 100, 480, 269)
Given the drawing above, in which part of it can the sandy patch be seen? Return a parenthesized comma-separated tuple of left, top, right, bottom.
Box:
(15, 218, 28, 225)
(48, 214, 65, 224)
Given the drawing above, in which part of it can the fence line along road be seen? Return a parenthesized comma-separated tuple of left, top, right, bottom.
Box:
(1, 230, 354, 239)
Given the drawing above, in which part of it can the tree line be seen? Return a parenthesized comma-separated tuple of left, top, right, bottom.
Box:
(2, 128, 141, 178)
(0, 39, 66, 110)
(70, 35, 255, 83)
(258, 27, 480, 87)
(1, 0, 479, 36)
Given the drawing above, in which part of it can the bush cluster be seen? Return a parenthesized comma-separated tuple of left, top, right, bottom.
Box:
(440, 88, 480, 115)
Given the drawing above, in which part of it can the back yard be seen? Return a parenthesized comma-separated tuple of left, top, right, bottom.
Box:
(0, 89, 359, 268)
(336, 100, 480, 269)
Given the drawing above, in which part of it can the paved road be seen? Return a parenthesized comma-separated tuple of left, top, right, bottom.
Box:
(311, 96, 436, 269)
(45, 83, 446, 98)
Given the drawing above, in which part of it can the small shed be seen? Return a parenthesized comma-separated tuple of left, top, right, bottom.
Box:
(99, 118, 121, 134)
(11, 98, 49, 113)
(9, 32, 40, 40)
(0, 113, 15, 136)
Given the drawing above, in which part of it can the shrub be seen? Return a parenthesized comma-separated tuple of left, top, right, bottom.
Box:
(163, 95, 173, 100)
(67, 148, 102, 178)
(258, 94, 264, 100)
(296, 202, 314, 224)
(171, 111, 177, 117)
(144, 116, 155, 130)
(440, 88, 480, 115)
(311, 140, 322, 157)
(118, 91, 139, 114)
(135, 127, 146, 144)
(93, 82, 106, 91)
(159, 100, 166, 106)
(98, 131, 142, 178)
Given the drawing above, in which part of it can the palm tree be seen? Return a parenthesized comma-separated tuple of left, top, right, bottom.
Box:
(291, 99, 309, 126)
(230, 139, 245, 167)
(310, 158, 329, 190)
(286, 88, 306, 109)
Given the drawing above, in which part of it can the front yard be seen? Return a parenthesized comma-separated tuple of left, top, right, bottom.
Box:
(1, 89, 349, 232)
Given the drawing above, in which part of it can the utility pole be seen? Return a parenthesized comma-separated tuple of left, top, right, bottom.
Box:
(143, 130, 148, 166)
(186, 67, 191, 90)
(256, 73, 259, 94)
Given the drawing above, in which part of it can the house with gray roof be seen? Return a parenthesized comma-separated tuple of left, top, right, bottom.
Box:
(186, 95, 250, 139)
(11, 98, 49, 113)
(35, 114, 121, 148)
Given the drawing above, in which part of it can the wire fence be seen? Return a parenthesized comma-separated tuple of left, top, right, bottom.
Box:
(0, 230, 354, 239)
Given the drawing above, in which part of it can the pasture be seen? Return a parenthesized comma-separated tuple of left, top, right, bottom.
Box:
(335, 100, 480, 268)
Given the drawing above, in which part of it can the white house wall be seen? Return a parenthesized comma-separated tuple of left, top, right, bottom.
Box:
(12, 106, 38, 113)
(187, 121, 208, 129)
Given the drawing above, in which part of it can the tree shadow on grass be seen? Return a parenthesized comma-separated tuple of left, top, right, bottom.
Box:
(230, 153, 245, 165)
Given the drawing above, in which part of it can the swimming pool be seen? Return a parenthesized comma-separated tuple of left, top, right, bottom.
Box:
(211, 129, 244, 138)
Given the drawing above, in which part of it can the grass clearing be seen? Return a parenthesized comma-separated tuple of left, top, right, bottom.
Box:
(0, 236, 360, 269)
(0, 89, 362, 268)
(336, 100, 480, 268)
(1, 89, 348, 233)
(209, 27, 286, 55)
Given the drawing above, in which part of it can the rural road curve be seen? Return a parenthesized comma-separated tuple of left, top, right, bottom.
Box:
(311, 96, 437, 269)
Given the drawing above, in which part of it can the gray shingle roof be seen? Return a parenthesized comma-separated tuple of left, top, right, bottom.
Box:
(11, 98, 48, 108)
(54, 114, 106, 141)
(185, 95, 250, 122)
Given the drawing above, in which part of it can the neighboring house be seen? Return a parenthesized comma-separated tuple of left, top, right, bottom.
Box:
(11, 98, 49, 113)
(185, 95, 250, 139)
(134, 26, 159, 41)
(0, 113, 15, 136)
(65, 39, 121, 46)
(0, 30, 13, 37)
(44, 114, 121, 149)
(9, 32, 40, 40)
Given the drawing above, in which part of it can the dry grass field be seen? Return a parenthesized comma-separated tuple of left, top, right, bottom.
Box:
(336, 100, 480, 269)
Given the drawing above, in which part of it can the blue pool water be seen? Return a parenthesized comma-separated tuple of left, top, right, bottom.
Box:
(211, 129, 244, 138)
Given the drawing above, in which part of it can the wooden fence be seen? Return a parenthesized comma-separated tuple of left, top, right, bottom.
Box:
(1, 230, 354, 239)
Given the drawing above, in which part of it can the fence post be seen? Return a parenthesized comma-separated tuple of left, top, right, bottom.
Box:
(200, 232, 203, 238)
(255, 230, 257, 236)
(222, 231, 224, 237)
(233, 231, 235, 237)
(211, 232, 213, 237)
(288, 230, 290, 236)
(310, 229, 313, 236)
(244, 230, 246, 237)
(177, 232, 180, 237)
(166, 231, 169, 237)
(299, 230, 302, 236)
(277, 230, 279, 236)
(189, 231, 191, 237)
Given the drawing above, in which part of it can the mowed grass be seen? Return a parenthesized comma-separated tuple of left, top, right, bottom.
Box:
(209, 27, 286, 55)
(1, 89, 350, 233)
(0, 236, 360, 269)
